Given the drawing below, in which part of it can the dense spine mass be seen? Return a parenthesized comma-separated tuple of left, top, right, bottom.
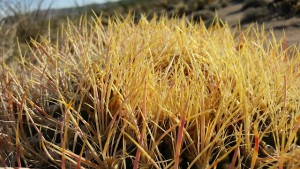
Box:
(1, 14, 300, 169)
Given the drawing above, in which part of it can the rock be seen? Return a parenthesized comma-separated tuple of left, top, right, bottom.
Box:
(270, 0, 300, 17)
(206, 1, 229, 11)
(241, 0, 269, 11)
(242, 7, 269, 24)
(190, 10, 215, 26)
(292, 2, 300, 15)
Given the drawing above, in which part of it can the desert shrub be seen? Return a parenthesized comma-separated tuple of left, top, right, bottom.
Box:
(1, 14, 300, 169)
(0, 0, 54, 66)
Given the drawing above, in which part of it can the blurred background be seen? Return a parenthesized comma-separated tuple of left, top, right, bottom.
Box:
(0, 0, 121, 17)
(0, 0, 299, 65)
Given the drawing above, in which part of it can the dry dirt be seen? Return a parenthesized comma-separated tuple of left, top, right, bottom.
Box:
(217, 0, 300, 46)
